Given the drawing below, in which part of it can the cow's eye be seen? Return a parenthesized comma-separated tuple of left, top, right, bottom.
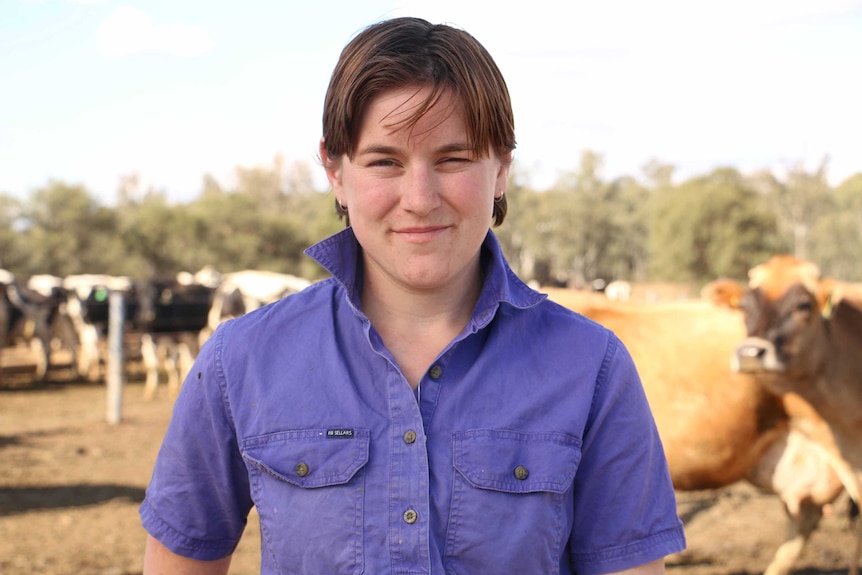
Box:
(795, 300, 813, 314)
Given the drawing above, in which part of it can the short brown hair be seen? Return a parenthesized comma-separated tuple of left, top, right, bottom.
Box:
(321, 17, 515, 226)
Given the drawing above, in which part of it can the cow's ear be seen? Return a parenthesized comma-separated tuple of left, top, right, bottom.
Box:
(701, 278, 745, 309)
(817, 277, 839, 319)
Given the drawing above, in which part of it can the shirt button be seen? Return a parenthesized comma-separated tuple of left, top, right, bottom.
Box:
(429, 365, 443, 379)
(403, 509, 418, 524)
(295, 462, 309, 477)
(403, 430, 417, 444)
(514, 465, 529, 480)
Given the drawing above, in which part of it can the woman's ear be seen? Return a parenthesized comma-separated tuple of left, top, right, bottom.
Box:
(320, 138, 343, 195)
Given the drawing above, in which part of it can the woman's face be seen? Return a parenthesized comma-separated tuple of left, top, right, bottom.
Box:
(324, 86, 511, 294)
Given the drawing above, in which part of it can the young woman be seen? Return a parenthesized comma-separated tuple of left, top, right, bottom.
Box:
(141, 17, 686, 575)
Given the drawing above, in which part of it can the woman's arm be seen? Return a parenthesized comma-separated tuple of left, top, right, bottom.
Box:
(143, 535, 233, 575)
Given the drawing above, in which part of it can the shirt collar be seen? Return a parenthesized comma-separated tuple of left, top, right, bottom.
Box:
(304, 227, 546, 325)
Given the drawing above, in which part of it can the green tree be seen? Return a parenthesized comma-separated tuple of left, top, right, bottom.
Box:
(648, 168, 782, 282)
(603, 175, 650, 281)
(0, 193, 27, 272)
(187, 186, 264, 273)
(119, 192, 186, 278)
(284, 189, 344, 280)
(809, 172, 862, 280)
(21, 181, 119, 276)
(753, 158, 832, 261)
(235, 157, 286, 210)
(545, 150, 638, 286)
(493, 162, 541, 281)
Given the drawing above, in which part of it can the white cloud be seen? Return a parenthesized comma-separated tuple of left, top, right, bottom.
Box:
(95, 6, 213, 58)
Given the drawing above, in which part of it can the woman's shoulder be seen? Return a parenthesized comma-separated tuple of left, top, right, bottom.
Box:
(532, 296, 615, 336)
(495, 296, 619, 364)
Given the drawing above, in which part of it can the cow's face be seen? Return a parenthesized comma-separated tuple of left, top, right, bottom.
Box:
(731, 256, 829, 392)
(221, 288, 246, 320)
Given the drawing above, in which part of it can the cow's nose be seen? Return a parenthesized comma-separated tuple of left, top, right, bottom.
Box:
(738, 344, 766, 359)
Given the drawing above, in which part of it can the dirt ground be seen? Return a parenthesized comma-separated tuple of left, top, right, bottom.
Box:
(1, 354, 859, 575)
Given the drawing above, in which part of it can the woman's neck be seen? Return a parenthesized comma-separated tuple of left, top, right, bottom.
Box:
(360, 263, 483, 389)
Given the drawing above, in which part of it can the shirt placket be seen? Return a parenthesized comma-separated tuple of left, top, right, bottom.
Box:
(387, 362, 432, 573)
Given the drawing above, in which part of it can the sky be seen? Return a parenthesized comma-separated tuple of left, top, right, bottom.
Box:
(2, 0, 861, 205)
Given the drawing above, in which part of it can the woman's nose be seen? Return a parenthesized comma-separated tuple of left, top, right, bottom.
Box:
(400, 166, 441, 214)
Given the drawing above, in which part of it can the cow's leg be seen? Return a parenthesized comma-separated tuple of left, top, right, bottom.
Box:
(172, 337, 196, 399)
(763, 499, 822, 575)
(198, 326, 212, 350)
(141, 333, 159, 400)
(162, 339, 180, 400)
(29, 311, 56, 382)
(51, 311, 79, 376)
(746, 427, 845, 575)
(78, 324, 101, 382)
(29, 337, 48, 381)
(58, 326, 78, 378)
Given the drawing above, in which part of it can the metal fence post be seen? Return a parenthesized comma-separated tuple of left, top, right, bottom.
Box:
(106, 290, 125, 424)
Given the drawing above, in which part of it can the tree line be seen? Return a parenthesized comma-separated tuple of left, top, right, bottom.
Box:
(2, 152, 861, 288)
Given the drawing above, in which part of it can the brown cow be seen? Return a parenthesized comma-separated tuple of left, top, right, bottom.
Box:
(544, 289, 847, 575)
(710, 255, 862, 574)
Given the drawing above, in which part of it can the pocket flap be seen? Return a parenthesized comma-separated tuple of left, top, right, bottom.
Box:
(453, 429, 580, 494)
(242, 428, 369, 488)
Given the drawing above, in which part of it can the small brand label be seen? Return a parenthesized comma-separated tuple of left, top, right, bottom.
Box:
(326, 428, 355, 439)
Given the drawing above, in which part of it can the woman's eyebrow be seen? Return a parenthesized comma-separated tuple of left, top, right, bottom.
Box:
(357, 142, 473, 156)
(435, 143, 473, 154)
(356, 144, 400, 156)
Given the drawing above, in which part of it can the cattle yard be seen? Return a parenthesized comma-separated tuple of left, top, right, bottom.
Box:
(2, 282, 861, 574)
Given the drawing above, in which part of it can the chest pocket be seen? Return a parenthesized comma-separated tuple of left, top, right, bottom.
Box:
(445, 429, 581, 575)
(242, 428, 369, 575)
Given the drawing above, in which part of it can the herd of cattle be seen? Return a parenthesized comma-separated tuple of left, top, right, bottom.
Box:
(3, 254, 862, 574)
(0, 267, 311, 398)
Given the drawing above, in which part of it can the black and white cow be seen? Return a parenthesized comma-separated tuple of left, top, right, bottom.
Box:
(200, 270, 311, 345)
(132, 277, 216, 399)
(26, 274, 82, 373)
(62, 274, 135, 383)
(1, 270, 62, 381)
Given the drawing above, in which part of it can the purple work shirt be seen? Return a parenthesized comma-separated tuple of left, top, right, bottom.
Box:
(140, 228, 685, 574)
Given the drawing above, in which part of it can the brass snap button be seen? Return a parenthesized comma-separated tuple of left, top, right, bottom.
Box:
(403, 509, 418, 524)
(403, 430, 417, 444)
(429, 365, 443, 379)
(295, 462, 309, 477)
(514, 465, 529, 480)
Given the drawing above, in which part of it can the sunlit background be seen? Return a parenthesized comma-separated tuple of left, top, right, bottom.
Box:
(2, 0, 861, 205)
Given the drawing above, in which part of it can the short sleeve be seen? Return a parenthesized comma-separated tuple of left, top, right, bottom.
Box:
(569, 334, 686, 574)
(139, 324, 253, 561)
